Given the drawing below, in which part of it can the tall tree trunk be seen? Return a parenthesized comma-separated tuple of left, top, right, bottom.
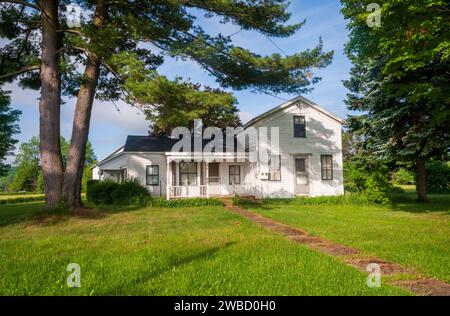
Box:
(39, 0, 64, 209)
(62, 2, 106, 209)
(416, 158, 428, 203)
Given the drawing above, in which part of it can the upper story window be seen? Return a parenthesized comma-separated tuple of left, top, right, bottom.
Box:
(293, 115, 306, 138)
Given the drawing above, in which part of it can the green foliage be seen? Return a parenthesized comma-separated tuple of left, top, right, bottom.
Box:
(344, 160, 391, 204)
(146, 197, 223, 208)
(1, 0, 333, 108)
(87, 179, 150, 206)
(4, 136, 96, 193)
(392, 169, 416, 185)
(425, 161, 450, 193)
(341, 0, 450, 201)
(232, 195, 261, 207)
(263, 193, 385, 206)
(142, 77, 241, 135)
(0, 195, 45, 205)
(0, 90, 20, 176)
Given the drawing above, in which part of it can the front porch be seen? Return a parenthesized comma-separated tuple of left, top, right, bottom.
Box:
(166, 160, 257, 199)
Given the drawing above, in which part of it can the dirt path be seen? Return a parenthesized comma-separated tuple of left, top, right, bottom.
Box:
(222, 199, 450, 296)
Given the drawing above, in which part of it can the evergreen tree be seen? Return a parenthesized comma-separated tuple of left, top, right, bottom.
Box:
(341, 0, 450, 201)
(0, 90, 21, 176)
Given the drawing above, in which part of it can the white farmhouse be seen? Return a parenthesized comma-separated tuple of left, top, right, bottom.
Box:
(92, 96, 344, 199)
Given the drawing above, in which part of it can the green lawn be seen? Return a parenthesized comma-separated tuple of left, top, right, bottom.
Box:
(0, 202, 408, 295)
(249, 193, 450, 283)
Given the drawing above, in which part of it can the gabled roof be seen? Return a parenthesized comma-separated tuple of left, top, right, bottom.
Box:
(91, 145, 124, 168)
(244, 95, 345, 128)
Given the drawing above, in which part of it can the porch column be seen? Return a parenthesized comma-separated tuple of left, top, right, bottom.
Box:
(166, 158, 170, 200)
(197, 162, 201, 196)
(206, 162, 209, 198)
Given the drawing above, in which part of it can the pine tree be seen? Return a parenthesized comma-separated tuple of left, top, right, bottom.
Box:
(0, 90, 21, 176)
(1, 1, 333, 209)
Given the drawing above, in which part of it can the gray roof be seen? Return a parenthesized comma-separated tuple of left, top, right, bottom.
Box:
(124, 135, 177, 152)
(124, 135, 238, 153)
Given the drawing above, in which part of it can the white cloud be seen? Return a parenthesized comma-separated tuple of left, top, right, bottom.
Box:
(239, 111, 254, 124)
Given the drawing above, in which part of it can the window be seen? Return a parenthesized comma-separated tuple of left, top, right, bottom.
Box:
(321, 155, 333, 180)
(295, 158, 306, 172)
(120, 168, 127, 183)
(208, 163, 220, 183)
(146, 165, 159, 186)
(229, 165, 241, 185)
(179, 162, 197, 186)
(268, 155, 281, 181)
(293, 115, 306, 138)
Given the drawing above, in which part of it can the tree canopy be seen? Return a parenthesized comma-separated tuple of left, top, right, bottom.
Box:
(341, 0, 450, 201)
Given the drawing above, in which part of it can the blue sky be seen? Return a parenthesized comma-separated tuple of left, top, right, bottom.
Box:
(5, 0, 352, 162)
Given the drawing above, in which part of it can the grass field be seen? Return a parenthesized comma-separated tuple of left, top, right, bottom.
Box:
(249, 193, 450, 283)
(0, 202, 408, 295)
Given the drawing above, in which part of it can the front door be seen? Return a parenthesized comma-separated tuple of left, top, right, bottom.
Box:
(208, 163, 220, 195)
(294, 157, 309, 195)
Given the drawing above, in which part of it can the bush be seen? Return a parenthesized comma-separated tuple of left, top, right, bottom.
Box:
(344, 161, 391, 204)
(87, 179, 150, 206)
(146, 197, 223, 208)
(0, 195, 45, 205)
(425, 161, 450, 193)
(263, 193, 378, 206)
(232, 195, 261, 207)
(392, 168, 415, 185)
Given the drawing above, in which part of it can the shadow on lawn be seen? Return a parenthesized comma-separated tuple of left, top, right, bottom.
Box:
(107, 241, 237, 293)
(0, 201, 145, 228)
(388, 193, 450, 214)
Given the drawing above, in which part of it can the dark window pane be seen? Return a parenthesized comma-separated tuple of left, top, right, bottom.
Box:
(229, 165, 241, 184)
(321, 155, 333, 180)
(294, 115, 306, 138)
(146, 165, 159, 185)
(179, 162, 197, 186)
(295, 158, 306, 172)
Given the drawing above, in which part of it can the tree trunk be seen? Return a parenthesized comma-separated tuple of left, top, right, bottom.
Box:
(416, 159, 428, 203)
(39, 0, 64, 209)
(62, 2, 106, 209)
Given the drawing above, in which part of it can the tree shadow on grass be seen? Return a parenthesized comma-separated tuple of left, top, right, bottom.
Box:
(387, 193, 450, 214)
(105, 241, 237, 294)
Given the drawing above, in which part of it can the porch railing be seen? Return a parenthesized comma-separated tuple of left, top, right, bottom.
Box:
(169, 185, 208, 198)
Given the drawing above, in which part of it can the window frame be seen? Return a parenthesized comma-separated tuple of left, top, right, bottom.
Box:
(321, 155, 333, 180)
(293, 115, 306, 138)
(229, 165, 241, 185)
(179, 162, 198, 186)
(146, 165, 160, 186)
(268, 155, 281, 181)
